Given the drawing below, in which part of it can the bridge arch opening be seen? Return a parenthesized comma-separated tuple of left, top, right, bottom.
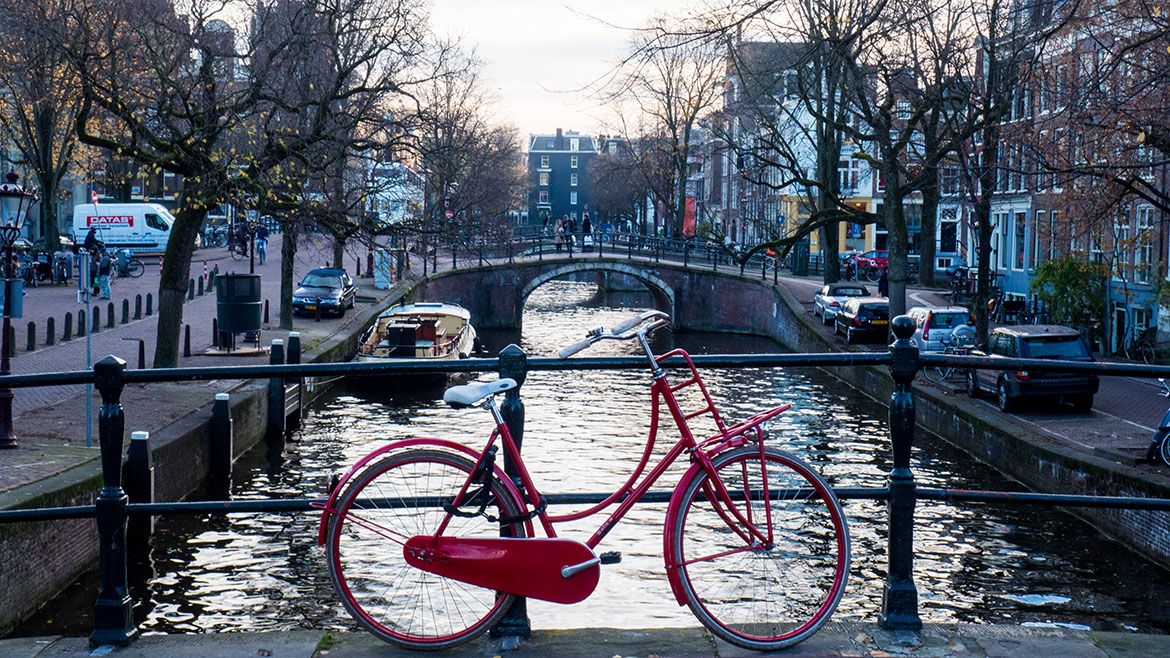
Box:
(518, 262, 675, 324)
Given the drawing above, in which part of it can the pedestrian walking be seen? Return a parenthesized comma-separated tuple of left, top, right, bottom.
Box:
(255, 222, 269, 264)
(97, 248, 113, 299)
(554, 218, 565, 252)
(582, 212, 593, 247)
(878, 268, 889, 297)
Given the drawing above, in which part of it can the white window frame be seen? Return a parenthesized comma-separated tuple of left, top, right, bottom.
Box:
(539, 172, 549, 186)
(570, 191, 578, 205)
(540, 155, 549, 167)
(570, 173, 578, 186)
(1013, 211, 1027, 270)
(571, 156, 578, 168)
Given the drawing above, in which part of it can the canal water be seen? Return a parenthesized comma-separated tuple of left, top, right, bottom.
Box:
(13, 280, 1170, 638)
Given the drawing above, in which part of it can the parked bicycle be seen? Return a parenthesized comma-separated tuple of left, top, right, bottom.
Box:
(1124, 327, 1157, 365)
(317, 310, 851, 651)
(113, 249, 145, 278)
(922, 325, 978, 383)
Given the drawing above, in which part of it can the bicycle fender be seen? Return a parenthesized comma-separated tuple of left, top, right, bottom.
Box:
(315, 437, 527, 546)
(662, 458, 711, 607)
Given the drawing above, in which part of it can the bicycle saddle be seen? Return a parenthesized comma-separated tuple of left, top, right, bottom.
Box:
(443, 378, 517, 408)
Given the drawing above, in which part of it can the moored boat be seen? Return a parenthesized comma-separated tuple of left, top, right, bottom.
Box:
(355, 303, 479, 379)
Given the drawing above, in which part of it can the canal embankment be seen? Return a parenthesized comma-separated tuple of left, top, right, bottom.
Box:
(0, 264, 417, 634)
(3, 623, 1168, 657)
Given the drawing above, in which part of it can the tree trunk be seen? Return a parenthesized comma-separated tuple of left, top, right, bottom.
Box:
(332, 236, 345, 270)
(280, 221, 299, 330)
(919, 178, 940, 288)
(152, 201, 205, 368)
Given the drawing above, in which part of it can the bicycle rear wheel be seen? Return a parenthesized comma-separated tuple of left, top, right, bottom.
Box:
(325, 448, 528, 650)
(126, 259, 145, 277)
(670, 446, 849, 651)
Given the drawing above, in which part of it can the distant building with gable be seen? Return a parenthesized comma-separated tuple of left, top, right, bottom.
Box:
(527, 129, 599, 227)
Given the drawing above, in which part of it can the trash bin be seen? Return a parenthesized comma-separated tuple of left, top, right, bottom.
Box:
(791, 240, 810, 276)
(216, 273, 262, 350)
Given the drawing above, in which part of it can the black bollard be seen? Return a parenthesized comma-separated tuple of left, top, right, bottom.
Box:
(197, 276, 204, 296)
(93, 306, 101, 332)
(212, 318, 218, 348)
(264, 299, 269, 324)
(187, 279, 195, 300)
(45, 319, 54, 347)
(121, 299, 130, 324)
(314, 299, 322, 322)
(183, 324, 191, 357)
(266, 339, 286, 446)
(145, 293, 153, 316)
(122, 431, 155, 540)
(136, 340, 145, 370)
(880, 315, 923, 630)
(27, 321, 36, 352)
(490, 344, 531, 641)
(89, 356, 138, 647)
(107, 302, 115, 328)
(74, 311, 82, 339)
(210, 393, 233, 483)
(134, 294, 142, 319)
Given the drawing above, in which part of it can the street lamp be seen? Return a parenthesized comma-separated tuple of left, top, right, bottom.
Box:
(0, 171, 40, 449)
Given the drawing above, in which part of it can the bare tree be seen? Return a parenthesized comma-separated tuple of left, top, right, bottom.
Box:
(65, 0, 432, 366)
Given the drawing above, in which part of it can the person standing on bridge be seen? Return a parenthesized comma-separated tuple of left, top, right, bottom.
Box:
(565, 214, 576, 251)
(554, 217, 565, 251)
(582, 212, 593, 247)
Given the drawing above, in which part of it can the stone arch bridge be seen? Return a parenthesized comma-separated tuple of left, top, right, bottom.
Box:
(407, 256, 782, 335)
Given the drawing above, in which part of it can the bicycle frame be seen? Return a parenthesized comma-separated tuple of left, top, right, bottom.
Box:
(318, 343, 792, 606)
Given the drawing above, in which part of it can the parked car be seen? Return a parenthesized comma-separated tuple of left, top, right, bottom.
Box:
(292, 268, 356, 317)
(966, 325, 1098, 413)
(906, 306, 975, 353)
(814, 282, 871, 324)
(834, 297, 890, 344)
(854, 250, 889, 270)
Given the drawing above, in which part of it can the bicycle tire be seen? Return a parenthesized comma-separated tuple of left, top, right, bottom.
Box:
(1159, 431, 1170, 467)
(864, 267, 881, 282)
(923, 366, 953, 383)
(1140, 342, 1154, 365)
(325, 448, 528, 650)
(126, 259, 145, 277)
(670, 446, 849, 651)
(231, 248, 246, 261)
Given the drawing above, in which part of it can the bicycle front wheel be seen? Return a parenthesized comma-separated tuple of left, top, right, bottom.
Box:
(923, 366, 953, 383)
(326, 448, 528, 650)
(126, 259, 145, 277)
(671, 446, 849, 651)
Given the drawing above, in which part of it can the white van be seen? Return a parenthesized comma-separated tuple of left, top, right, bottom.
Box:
(73, 203, 175, 254)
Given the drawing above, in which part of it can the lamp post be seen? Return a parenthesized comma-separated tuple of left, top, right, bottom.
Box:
(0, 171, 40, 449)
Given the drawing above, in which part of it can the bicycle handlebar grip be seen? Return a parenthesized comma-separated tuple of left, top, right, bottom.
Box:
(611, 315, 645, 334)
(558, 338, 593, 359)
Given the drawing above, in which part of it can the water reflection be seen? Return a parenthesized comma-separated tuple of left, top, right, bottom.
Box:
(11, 280, 1170, 637)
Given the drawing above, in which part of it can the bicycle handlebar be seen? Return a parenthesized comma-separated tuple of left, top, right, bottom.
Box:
(558, 311, 672, 358)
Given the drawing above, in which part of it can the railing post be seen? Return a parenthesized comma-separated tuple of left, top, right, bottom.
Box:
(491, 343, 531, 643)
(211, 393, 233, 484)
(90, 356, 138, 648)
(123, 430, 154, 541)
(881, 315, 923, 630)
(267, 339, 286, 446)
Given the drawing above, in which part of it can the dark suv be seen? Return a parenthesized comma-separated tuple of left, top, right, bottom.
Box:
(966, 325, 1098, 412)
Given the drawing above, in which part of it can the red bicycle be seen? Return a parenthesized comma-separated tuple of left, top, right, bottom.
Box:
(317, 310, 850, 651)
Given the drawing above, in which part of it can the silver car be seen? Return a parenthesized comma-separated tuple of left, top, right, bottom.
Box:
(906, 306, 974, 353)
(813, 283, 871, 324)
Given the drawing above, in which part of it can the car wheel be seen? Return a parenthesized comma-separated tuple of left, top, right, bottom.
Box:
(1070, 394, 1093, 413)
(966, 370, 980, 398)
(996, 376, 1016, 412)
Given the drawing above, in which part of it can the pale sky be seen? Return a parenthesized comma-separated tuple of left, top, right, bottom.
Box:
(429, 0, 670, 142)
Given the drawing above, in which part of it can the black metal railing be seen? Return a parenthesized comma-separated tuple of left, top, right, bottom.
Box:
(2, 316, 1170, 646)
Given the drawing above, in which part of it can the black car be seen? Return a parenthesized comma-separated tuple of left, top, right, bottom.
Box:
(966, 325, 1098, 412)
(292, 268, 356, 317)
(833, 297, 890, 344)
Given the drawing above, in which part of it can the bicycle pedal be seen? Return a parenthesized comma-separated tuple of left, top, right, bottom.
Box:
(599, 551, 621, 565)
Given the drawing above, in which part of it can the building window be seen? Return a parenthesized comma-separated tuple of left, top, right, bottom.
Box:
(570, 138, 579, 151)
(571, 156, 578, 168)
(896, 99, 911, 120)
(940, 168, 959, 195)
(1014, 211, 1026, 270)
(939, 208, 957, 253)
(540, 155, 549, 167)
(838, 159, 860, 193)
(570, 211, 577, 220)
(570, 191, 578, 204)
(571, 173, 578, 186)
(1033, 211, 1046, 267)
(1137, 205, 1153, 284)
(539, 172, 549, 186)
